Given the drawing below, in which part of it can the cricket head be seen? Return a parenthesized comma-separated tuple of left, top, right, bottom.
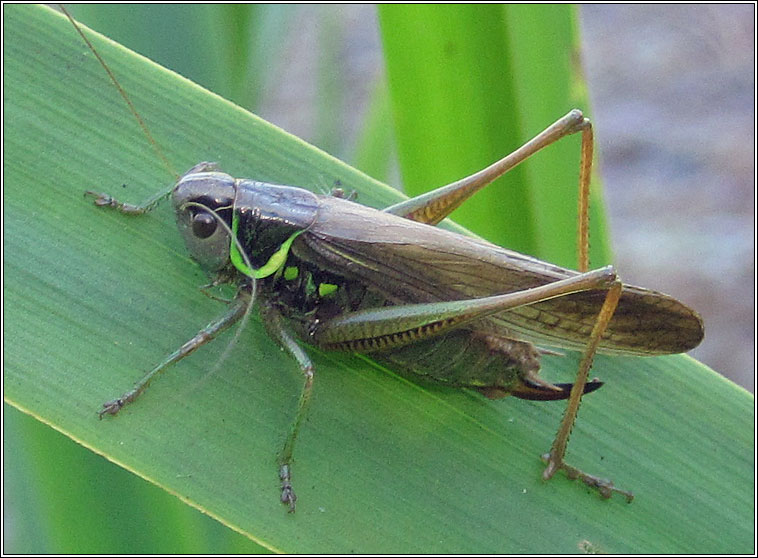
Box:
(172, 163, 321, 281)
(172, 162, 236, 273)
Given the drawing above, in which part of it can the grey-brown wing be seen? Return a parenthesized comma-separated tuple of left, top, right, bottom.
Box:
(296, 198, 703, 356)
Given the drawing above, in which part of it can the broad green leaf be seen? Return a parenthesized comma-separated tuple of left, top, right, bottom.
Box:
(3, 404, 264, 554)
(4, 5, 753, 554)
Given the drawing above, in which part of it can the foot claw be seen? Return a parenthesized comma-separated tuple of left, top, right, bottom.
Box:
(98, 398, 124, 419)
(85, 190, 115, 207)
(85, 190, 144, 214)
(281, 486, 297, 513)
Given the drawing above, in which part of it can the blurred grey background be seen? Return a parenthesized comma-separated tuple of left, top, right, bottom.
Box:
(580, 5, 754, 392)
(252, 4, 755, 392)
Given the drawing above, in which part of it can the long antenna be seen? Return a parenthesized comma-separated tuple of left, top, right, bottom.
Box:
(60, 5, 179, 181)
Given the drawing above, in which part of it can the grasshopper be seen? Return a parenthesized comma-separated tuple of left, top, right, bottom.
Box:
(64, 8, 704, 512)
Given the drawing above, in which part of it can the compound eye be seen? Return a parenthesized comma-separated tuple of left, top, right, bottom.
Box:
(191, 211, 217, 239)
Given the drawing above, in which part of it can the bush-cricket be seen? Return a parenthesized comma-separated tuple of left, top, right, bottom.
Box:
(62, 6, 704, 513)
